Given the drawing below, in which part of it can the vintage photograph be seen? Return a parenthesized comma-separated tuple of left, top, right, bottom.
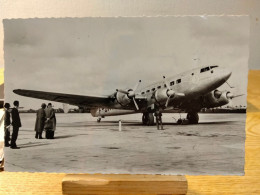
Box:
(3, 16, 248, 174)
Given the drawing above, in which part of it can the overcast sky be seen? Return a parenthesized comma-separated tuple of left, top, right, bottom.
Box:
(4, 16, 249, 109)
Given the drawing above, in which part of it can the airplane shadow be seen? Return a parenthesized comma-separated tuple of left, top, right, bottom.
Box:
(102, 121, 235, 126)
(198, 121, 235, 125)
(58, 120, 235, 128)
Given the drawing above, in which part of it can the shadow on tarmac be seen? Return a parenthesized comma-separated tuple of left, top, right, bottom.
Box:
(18, 142, 50, 149)
(58, 120, 235, 128)
(54, 135, 78, 139)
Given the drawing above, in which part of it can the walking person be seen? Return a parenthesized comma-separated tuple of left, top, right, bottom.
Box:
(10, 100, 21, 149)
(45, 103, 56, 139)
(155, 110, 163, 130)
(4, 103, 11, 147)
(34, 103, 46, 139)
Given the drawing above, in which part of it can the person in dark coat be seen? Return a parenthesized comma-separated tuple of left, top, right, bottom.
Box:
(34, 103, 46, 139)
(154, 110, 163, 130)
(10, 100, 21, 149)
(44, 103, 56, 139)
(4, 103, 11, 147)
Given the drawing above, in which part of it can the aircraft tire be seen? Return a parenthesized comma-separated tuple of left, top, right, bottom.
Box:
(147, 113, 155, 126)
(186, 112, 199, 124)
(142, 113, 148, 125)
(142, 113, 155, 126)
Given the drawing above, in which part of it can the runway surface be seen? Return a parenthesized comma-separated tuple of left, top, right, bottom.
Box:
(4, 113, 245, 175)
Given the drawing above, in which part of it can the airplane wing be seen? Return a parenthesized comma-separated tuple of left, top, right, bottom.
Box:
(13, 89, 112, 108)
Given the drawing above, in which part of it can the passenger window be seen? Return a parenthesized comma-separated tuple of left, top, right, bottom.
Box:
(164, 84, 167, 88)
(176, 79, 181, 84)
(191, 73, 194, 76)
(146, 90, 150, 93)
(157, 86, 161, 89)
(141, 92, 145, 95)
(152, 88, 155, 91)
(170, 81, 174, 86)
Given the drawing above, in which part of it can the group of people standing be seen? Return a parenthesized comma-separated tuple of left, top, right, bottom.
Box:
(4, 101, 21, 149)
(35, 103, 56, 139)
(4, 101, 56, 150)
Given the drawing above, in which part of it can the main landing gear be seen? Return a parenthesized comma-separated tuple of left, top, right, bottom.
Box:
(142, 112, 155, 126)
(142, 112, 163, 129)
(176, 112, 199, 125)
(186, 112, 199, 124)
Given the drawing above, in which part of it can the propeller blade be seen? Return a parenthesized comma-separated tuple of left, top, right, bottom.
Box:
(116, 89, 129, 94)
(133, 80, 142, 92)
(132, 97, 139, 110)
(233, 94, 244, 98)
(165, 96, 171, 108)
(175, 93, 185, 97)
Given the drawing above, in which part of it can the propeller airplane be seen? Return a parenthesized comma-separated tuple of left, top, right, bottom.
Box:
(13, 65, 242, 126)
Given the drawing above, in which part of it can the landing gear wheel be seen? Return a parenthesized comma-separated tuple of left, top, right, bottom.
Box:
(186, 112, 199, 124)
(142, 113, 155, 126)
(142, 113, 148, 125)
(147, 113, 155, 126)
(97, 117, 101, 123)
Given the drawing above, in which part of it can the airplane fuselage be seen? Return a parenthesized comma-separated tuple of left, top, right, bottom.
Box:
(91, 65, 232, 117)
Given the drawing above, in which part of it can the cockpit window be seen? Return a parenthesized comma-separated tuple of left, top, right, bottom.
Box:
(176, 79, 181, 84)
(210, 65, 218, 69)
(170, 81, 174, 86)
(200, 66, 210, 73)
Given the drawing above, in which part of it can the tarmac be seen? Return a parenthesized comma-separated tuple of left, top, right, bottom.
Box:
(4, 113, 245, 175)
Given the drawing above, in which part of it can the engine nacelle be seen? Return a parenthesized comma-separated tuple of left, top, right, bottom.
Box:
(204, 90, 232, 108)
(154, 88, 174, 104)
(115, 91, 132, 106)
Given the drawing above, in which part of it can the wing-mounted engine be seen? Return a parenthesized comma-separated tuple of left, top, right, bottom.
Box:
(203, 89, 234, 108)
(115, 80, 142, 110)
(154, 76, 185, 107)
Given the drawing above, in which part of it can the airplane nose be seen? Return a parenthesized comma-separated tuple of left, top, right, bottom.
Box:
(224, 70, 232, 81)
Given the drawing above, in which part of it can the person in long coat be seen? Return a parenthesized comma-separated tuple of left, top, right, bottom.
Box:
(35, 103, 46, 139)
(44, 103, 56, 139)
(4, 103, 11, 147)
(11, 100, 22, 149)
